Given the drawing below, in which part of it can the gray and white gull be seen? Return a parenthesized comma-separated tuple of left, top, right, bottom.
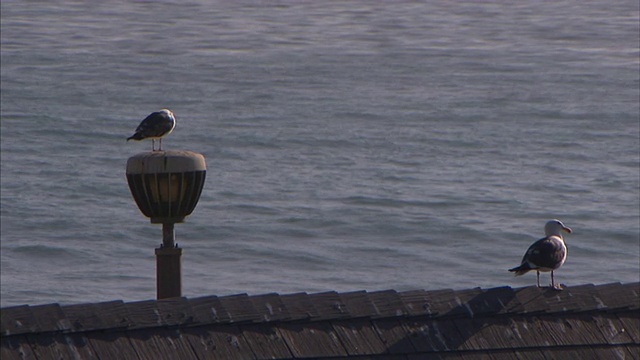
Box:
(509, 219, 572, 290)
(127, 109, 176, 151)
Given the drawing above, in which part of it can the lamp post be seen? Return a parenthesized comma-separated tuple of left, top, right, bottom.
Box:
(126, 150, 206, 299)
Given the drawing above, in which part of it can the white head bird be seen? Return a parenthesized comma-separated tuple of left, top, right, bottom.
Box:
(127, 109, 176, 151)
(509, 219, 572, 290)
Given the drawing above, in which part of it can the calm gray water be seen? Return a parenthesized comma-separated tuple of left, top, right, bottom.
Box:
(1, 0, 639, 307)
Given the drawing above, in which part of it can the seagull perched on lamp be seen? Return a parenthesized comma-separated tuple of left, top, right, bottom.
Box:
(509, 219, 572, 290)
(127, 109, 176, 151)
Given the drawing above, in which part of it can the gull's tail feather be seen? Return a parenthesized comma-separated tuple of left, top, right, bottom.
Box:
(508, 264, 531, 276)
(127, 133, 144, 141)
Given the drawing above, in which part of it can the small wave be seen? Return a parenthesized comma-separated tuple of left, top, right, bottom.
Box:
(10, 244, 84, 258)
(230, 204, 282, 216)
(340, 195, 467, 209)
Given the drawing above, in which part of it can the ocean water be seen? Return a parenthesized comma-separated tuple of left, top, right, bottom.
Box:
(1, 0, 638, 307)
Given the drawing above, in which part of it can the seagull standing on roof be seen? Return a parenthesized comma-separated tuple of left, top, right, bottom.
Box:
(127, 109, 176, 151)
(509, 219, 572, 290)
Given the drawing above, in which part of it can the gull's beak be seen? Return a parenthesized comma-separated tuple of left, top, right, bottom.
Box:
(563, 226, 572, 234)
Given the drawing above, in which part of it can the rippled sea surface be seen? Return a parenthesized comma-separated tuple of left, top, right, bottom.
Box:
(1, 0, 638, 307)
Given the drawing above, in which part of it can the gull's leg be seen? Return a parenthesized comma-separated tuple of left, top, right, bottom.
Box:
(536, 271, 540, 287)
(151, 139, 156, 151)
(551, 271, 563, 290)
(159, 138, 163, 151)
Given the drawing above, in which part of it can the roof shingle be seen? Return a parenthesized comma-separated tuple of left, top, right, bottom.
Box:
(1, 282, 638, 359)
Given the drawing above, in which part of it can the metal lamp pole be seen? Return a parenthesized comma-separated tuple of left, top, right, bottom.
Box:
(156, 222, 182, 299)
(126, 150, 206, 300)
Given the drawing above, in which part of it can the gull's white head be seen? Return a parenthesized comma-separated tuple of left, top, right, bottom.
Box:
(159, 109, 175, 121)
(544, 219, 572, 237)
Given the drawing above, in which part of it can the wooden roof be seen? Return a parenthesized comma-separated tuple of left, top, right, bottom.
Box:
(1, 282, 638, 359)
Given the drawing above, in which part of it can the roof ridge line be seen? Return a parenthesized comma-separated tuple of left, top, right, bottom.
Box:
(1, 282, 638, 337)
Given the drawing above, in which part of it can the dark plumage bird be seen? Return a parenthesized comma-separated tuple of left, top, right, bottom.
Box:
(509, 219, 572, 290)
(127, 109, 176, 151)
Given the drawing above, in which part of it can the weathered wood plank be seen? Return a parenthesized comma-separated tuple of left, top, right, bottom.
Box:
(447, 288, 485, 318)
(123, 297, 190, 330)
(331, 319, 387, 355)
(188, 295, 231, 324)
(565, 314, 611, 344)
(398, 290, 437, 317)
(218, 293, 261, 323)
(86, 330, 140, 360)
(595, 282, 640, 311)
(626, 283, 640, 310)
(308, 291, 351, 321)
(147, 328, 199, 359)
(561, 284, 603, 311)
(339, 291, 378, 318)
(420, 288, 471, 319)
(405, 318, 466, 352)
(538, 289, 576, 315)
(0, 305, 38, 336)
(539, 344, 637, 360)
(373, 319, 415, 354)
(479, 316, 534, 351)
(422, 289, 457, 317)
(624, 345, 640, 359)
(61, 302, 106, 332)
(616, 312, 640, 343)
(125, 299, 164, 330)
(155, 297, 194, 327)
(538, 284, 604, 315)
(26, 333, 77, 359)
(466, 287, 518, 317)
(368, 290, 408, 318)
(279, 292, 318, 321)
(248, 293, 290, 322)
(182, 324, 255, 360)
(30, 303, 71, 332)
(590, 345, 639, 360)
(504, 316, 552, 348)
(61, 332, 100, 359)
(455, 314, 615, 352)
(238, 323, 292, 359)
(1, 335, 36, 360)
(126, 329, 166, 360)
(126, 328, 199, 360)
(278, 321, 348, 358)
(453, 317, 516, 351)
(91, 300, 131, 329)
(591, 312, 635, 345)
(536, 314, 606, 347)
(512, 286, 549, 314)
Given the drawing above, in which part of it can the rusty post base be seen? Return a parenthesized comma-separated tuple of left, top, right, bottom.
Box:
(156, 223, 182, 299)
